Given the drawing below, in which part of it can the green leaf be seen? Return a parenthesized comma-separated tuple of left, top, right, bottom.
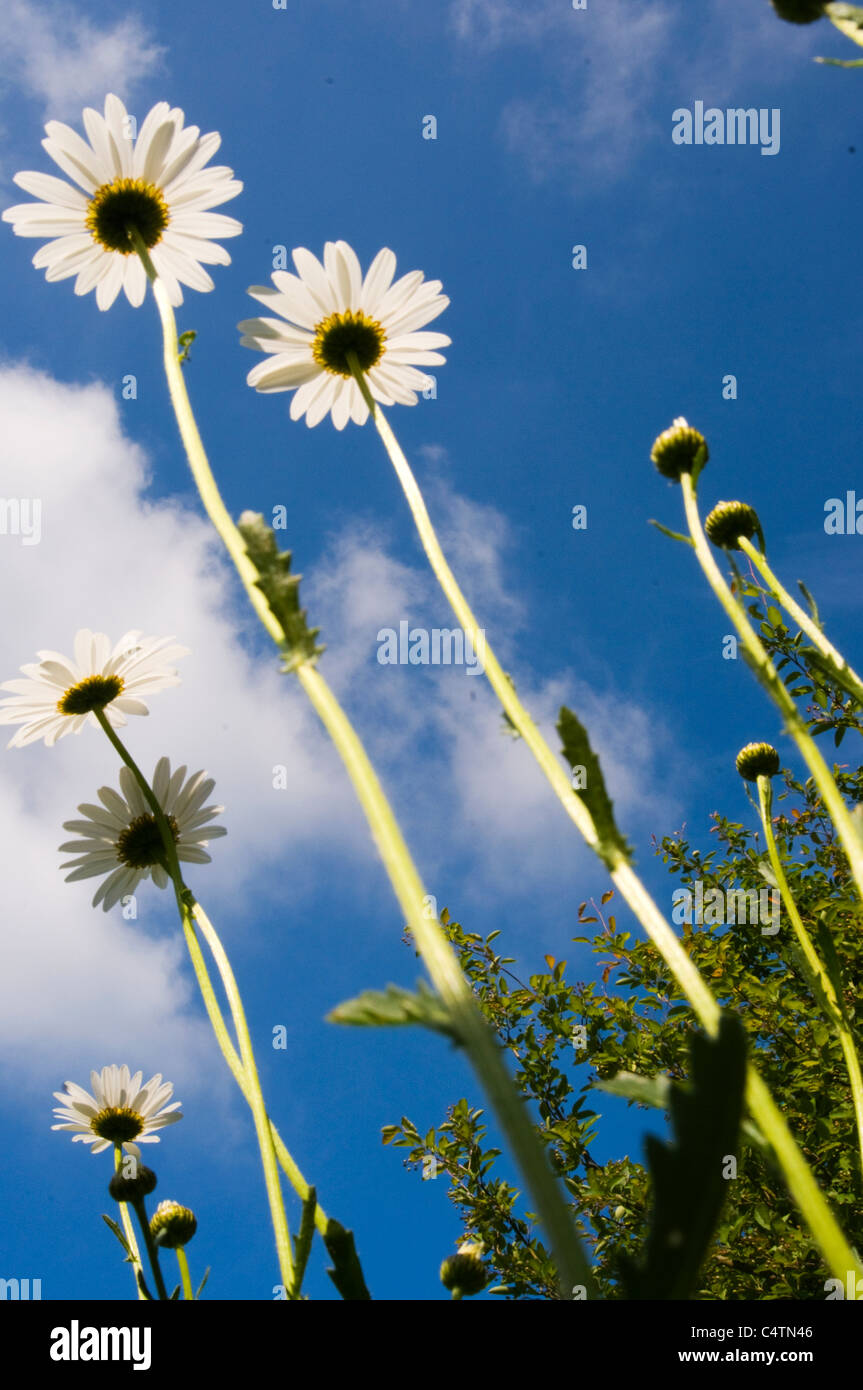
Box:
(177, 329, 197, 364)
(595, 1070, 673, 1110)
(648, 519, 695, 547)
(101, 1213, 132, 1258)
(195, 1267, 211, 1300)
(169, 1284, 181, 1300)
(327, 980, 459, 1040)
(557, 706, 633, 866)
(236, 512, 325, 670)
(618, 1013, 748, 1300)
(323, 1219, 372, 1301)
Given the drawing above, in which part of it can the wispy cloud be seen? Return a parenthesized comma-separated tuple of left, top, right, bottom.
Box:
(447, 0, 819, 187)
(0, 0, 164, 119)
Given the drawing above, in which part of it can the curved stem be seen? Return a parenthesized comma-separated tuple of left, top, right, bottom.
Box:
(344, 374, 861, 1279)
(129, 230, 284, 649)
(295, 662, 597, 1298)
(756, 775, 863, 1182)
(737, 535, 863, 711)
(136, 250, 596, 1297)
(681, 475, 863, 908)
(94, 715, 295, 1293)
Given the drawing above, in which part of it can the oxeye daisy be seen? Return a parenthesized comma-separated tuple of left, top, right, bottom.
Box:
(59, 756, 227, 911)
(52, 1065, 182, 1157)
(3, 93, 242, 310)
(0, 629, 187, 749)
(239, 240, 450, 429)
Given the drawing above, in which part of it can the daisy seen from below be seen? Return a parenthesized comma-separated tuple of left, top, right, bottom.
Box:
(3, 93, 242, 310)
(59, 756, 227, 911)
(52, 1065, 182, 1157)
(239, 240, 450, 429)
(0, 629, 187, 749)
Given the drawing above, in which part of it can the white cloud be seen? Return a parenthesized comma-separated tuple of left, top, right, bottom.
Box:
(0, 371, 678, 1115)
(0, 0, 164, 119)
(0, 363, 368, 1093)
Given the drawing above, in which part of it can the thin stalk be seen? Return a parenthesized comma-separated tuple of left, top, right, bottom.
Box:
(130, 1197, 169, 1301)
(176, 1247, 194, 1301)
(345, 372, 861, 1278)
(295, 662, 597, 1297)
(134, 247, 596, 1297)
(756, 775, 863, 1181)
(681, 474, 863, 909)
(94, 712, 295, 1293)
(113, 1145, 145, 1299)
(737, 534, 863, 711)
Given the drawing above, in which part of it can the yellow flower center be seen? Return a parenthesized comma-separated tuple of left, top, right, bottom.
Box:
(57, 674, 125, 716)
(85, 177, 170, 254)
(116, 813, 179, 870)
(91, 1105, 144, 1143)
(312, 310, 385, 377)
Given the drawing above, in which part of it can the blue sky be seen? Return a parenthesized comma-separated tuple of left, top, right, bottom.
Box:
(0, 0, 861, 1301)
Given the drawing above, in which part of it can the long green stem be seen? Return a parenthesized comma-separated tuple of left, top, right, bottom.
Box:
(346, 371, 862, 1278)
(176, 905, 329, 1234)
(94, 713, 295, 1293)
(113, 1145, 145, 1299)
(681, 475, 863, 909)
(177, 1247, 194, 1301)
(134, 243, 595, 1298)
(131, 1197, 169, 1301)
(756, 775, 863, 1181)
(737, 534, 863, 711)
(186, 897, 297, 1292)
(295, 662, 597, 1297)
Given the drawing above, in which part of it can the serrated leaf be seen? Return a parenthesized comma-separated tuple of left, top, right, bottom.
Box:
(557, 706, 633, 866)
(327, 980, 459, 1040)
(236, 512, 325, 669)
(618, 1013, 748, 1300)
(323, 1219, 372, 1300)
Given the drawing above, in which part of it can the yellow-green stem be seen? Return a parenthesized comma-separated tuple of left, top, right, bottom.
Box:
(295, 662, 597, 1297)
(136, 245, 596, 1297)
(347, 373, 861, 1278)
(737, 534, 863, 711)
(95, 713, 295, 1292)
(113, 1145, 145, 1299)
(177, 1247, 194, 1301)
(681, 475, 863, 909)
(756, 775, 863, 1182)
(177, 901, 328, 1234)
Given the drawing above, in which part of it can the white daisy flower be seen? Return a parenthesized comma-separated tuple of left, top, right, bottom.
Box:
(0, 629, 187, 749)
(59, 756, 227, 911)
(52, 1065, 182, 1156)
(239, 240, 450, 429)
(3, 92, 242, 310)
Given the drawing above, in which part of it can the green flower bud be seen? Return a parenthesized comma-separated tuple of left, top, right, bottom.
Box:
(150, 1200, 197, 1249)
(770, 0, 825, 23)
(650, 417, 709, 482)
(108, 1164, 157, 1202)
(704, 500, 762, 550)
(735, 742, 781, 781)
(440, 1242, 488, 1298)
